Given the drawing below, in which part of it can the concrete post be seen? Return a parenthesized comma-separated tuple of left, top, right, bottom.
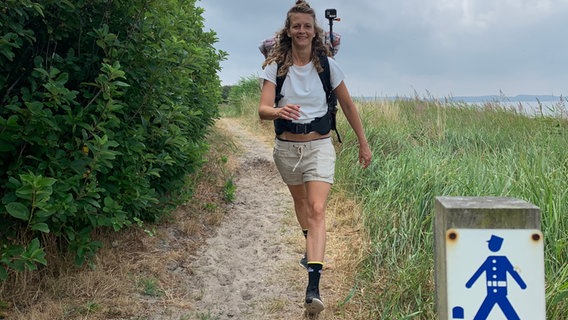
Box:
(434, 196, 541, 320)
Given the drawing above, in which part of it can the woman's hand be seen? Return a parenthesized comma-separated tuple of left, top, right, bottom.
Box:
(277, 104, 301, 120)
(359, 141, 372, 169)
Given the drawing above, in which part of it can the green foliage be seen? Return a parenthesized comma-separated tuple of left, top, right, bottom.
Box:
(221, 85, 232, 103)
(0, 238, 47, 279)
(138, 276, 163, 297)
(66, 301, 101, 317)
(334, 99, 568, 318)
(226, 76, 261, 116)
(0, 0, 225, 277)
(223, 178, 236, 203)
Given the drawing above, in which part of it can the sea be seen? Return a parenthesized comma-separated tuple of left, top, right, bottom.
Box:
(358, 95, 567, 117)
(445, 95, 566, 117)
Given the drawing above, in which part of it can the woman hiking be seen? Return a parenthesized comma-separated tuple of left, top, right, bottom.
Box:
(258, 0, 372, 315)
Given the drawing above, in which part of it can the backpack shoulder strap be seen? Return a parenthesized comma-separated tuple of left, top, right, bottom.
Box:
(317, 54, 337, 109)
(317, 54, 332, 98)
(275, 63, 285, 104)
(317, 54, 342, 143)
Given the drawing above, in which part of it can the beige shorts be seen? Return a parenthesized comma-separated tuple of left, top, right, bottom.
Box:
(273, 138, 336, 185)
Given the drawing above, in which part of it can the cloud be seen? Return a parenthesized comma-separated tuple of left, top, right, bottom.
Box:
(200, 0, 568, 97)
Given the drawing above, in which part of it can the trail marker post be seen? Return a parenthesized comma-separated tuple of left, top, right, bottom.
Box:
(434, 196, 546, 320)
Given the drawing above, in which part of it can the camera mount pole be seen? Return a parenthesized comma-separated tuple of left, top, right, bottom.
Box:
(328, 18, 334, 56)
(326, 10, 340, 57)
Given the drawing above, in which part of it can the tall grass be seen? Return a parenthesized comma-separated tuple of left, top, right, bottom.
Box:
(221, 76, 274, 135)
(227, 78, 567, 318)
(336, 98, 568, 318)
(223, 76, 262, 118)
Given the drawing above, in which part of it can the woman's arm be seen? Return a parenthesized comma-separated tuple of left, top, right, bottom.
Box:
(259, 80, 280, 120)
(334, 81, 372, 168)
(258, 79, 301, 121)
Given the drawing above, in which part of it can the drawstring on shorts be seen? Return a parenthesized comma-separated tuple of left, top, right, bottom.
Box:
(292, 144, 306, 172)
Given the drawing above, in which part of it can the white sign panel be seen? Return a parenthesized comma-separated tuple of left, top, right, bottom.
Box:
(446, 229, 545, 320)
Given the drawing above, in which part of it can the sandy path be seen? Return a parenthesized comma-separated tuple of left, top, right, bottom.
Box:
(186, 118, 306, 319)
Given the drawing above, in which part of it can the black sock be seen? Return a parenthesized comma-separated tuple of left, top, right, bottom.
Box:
(306, 262, 323, 297)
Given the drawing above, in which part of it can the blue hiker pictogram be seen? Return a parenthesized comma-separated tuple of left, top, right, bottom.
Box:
(465, 235, 527, 320)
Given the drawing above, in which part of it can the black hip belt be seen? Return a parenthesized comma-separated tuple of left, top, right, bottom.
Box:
(274, 112, 332, 135)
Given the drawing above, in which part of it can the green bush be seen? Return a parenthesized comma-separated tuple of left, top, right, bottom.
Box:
(0, 0, 225, 277)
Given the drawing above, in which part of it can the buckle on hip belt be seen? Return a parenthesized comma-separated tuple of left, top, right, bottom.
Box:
(290, 123, 312, 134)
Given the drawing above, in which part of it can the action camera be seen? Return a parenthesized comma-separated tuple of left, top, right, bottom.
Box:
(325, 9, 337, 20)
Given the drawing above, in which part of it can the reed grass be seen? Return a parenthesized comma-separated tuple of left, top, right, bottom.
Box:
(336, 98, 568, 318)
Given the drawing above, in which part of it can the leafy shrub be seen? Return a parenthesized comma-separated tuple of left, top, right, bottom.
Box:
(0, 0, 225, 277)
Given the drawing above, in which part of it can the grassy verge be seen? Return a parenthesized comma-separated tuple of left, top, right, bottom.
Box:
(337, 98, 568, 318)
(228, 77, 567, 318)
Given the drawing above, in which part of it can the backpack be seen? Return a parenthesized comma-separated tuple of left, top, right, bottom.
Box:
(273, 53, 342, 143)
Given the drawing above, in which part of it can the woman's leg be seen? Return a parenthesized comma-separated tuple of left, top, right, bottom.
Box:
(287, 184, 309, 231)
(301, 180, 332, 313)
(288, 184, 310, 267)
(287, 181, 331, 261)
(304, 181, 331, 262)
(286, 181, 332, 261)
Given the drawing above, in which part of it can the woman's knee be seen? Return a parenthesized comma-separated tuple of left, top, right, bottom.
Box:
(308, 202, 326, 220)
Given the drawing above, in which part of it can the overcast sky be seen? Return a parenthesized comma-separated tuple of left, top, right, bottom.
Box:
(200, 0, 568, 98)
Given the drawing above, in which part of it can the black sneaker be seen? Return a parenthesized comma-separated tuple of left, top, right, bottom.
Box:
(304, 289, 324, 315)
(299, 254, 308, 269)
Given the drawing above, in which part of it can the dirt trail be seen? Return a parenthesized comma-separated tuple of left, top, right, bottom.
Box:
(185, 118, 305, 319)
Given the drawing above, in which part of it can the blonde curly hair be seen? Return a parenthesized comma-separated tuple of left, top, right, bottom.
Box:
(262, 0, 331, 76)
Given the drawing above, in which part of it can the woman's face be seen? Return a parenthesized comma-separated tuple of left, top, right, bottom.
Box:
(287, 12, 315, 50)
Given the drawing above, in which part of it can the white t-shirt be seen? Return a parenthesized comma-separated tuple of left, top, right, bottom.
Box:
(260, 57, 345, 124)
